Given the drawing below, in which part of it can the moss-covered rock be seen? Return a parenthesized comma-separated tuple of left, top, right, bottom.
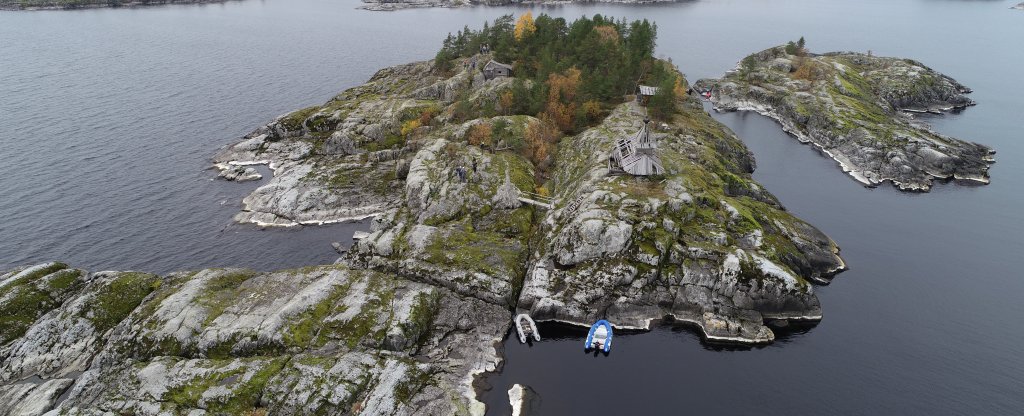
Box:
(696, 46, 995, 191)
(0, 263, 507, 415)
(518, 69, 844, 343)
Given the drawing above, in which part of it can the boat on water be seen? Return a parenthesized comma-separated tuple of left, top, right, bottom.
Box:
(515, 314, 541, 344)
(585, 320, 613, 353)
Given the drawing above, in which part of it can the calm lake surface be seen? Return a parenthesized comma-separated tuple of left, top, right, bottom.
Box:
(2, 0, 1022, 414)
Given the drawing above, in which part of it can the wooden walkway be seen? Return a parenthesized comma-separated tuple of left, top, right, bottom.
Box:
(518, 191, 554, 210)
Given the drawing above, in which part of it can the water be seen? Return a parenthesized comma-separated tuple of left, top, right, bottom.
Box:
(2, 0, 1022, 413)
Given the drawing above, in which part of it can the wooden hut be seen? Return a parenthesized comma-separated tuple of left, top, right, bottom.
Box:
(636, 85, 660, 106)
(483, 60, 513, 80)
(610, 118, 664, 176)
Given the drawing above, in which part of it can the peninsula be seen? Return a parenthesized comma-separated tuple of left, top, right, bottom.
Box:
(1, 15, 846, 415)
(696, 42, 995, 191)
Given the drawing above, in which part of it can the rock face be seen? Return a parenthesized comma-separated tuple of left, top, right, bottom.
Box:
(0, 0, 229, 11)
(359, 0, 679, 12)
(516, 97, 844, 344)
(0, 55, 853, 414)
(696, 46, 995, 191)
(214, 60, 516, 227)
(0, 264, 506, 415)
(327, 57, 844, 344)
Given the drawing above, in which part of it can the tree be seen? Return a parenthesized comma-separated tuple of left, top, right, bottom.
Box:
(499, 90, 514, 116)
(740, 55, 758, 80)
(467, 122, 493, 148)
(514, 12, 536, 42)
(785, 41, 798, 55)
(543, 67, 582, 132)
(648, 75, 678, 120)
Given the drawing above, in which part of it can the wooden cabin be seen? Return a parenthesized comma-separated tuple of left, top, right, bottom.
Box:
(636, 85, 660, 106)
(483, 60, 513, 80)
(610, 118, 664, 176)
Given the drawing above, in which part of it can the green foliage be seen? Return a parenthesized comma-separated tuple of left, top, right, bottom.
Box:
(436, 14, 658, 125)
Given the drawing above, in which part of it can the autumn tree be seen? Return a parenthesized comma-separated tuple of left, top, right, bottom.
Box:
(499, 90, 515, 116)
(467, 122, 493, 148)
(543, 67, 582, 133)
(524, 119, 560, 172)
(514, 12, 536, 42)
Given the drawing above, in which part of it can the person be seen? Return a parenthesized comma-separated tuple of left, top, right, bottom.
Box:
(593, 340, 603, 350)
(472, 158, 478, 174)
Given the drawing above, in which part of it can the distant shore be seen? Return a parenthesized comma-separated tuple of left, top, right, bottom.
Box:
(0, 0, 230, 11)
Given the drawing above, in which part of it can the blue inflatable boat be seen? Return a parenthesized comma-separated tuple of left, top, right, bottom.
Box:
(585, 320, 613, 353)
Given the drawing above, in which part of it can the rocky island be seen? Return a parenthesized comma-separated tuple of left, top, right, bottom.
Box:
(695, 42, 995, 191)
(360, 0, 678, 12)
(1, 15, 846, 415)
(0, 0, 228, 10)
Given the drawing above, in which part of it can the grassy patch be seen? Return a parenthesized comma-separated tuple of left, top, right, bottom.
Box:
(88, 272, 161, 333)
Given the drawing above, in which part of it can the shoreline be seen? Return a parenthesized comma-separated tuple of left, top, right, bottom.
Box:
(0, 0, 232, 11)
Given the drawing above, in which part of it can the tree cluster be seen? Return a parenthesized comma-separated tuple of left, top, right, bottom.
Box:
(435, 13, 660, 133)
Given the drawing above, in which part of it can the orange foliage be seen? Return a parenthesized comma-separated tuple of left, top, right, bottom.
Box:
(544, 67, 582, 132)
(467, 122, 493, 147)
(524, 119, 560, 167)
(594, 25, 620, 44)
(582, 100, 602, 123)
(499, 91, 515, 115)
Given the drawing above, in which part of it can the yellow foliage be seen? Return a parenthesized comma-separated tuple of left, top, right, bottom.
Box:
(535, 186, 550, 197)
(499, 91, 515, 115)
(401, 119, 422, 137)
(673, 76, 687, 98)
(594, 25, 619, 44)
(544, 67, 582, 132)
(514, 12, 536, 41)
(582, 100, 602, 123)
(524, 119, 559, 166)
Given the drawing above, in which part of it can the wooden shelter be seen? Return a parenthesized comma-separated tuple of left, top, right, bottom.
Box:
(609, 118, 664, 176)
(483, 60, 513, 80)
(636, 85, 660, 106)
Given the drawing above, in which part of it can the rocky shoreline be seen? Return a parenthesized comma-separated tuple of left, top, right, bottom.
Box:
(2, 53, 850, 413)
(223, 55, 848, 341)
(695, 46, 995, 192)
(359, 0, 679, 12)
(0, 0, 230, 11)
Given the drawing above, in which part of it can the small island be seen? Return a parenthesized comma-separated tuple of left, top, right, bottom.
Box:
(360, 0, 679, 11)
(695, 41, 995, 191)
(1, 15, 846, 415)
(0, 0, 228, 10)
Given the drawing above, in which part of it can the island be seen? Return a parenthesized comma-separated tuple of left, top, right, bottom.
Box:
(0, 0, 228, 11)
(695, 41, 995, 191)
(360, 0, 679, 11)
(0, 15, 846, 414)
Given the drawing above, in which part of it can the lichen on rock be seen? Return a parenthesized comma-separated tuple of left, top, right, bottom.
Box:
(696, 46, 995, 191)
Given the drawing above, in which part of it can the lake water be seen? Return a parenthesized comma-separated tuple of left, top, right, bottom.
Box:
(2, 0, 1022, 414)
